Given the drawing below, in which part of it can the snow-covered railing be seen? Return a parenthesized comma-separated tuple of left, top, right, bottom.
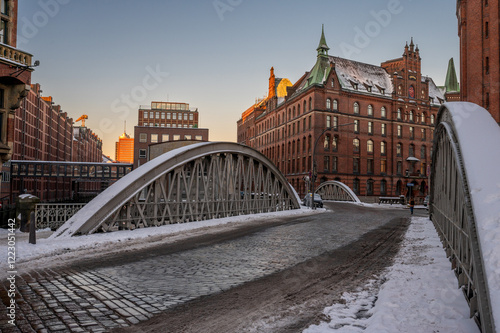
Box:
(0, 43, 32, 66)
(430, 102, 500, 333)
(35, 203, 86, 230)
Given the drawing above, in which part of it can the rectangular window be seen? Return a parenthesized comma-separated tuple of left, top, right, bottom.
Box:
(173, 134, 180, 141)
(353, 157, 360, 173)
(397, 161, 402, 175)
(139, 133, 147, 143)
(409, 127, 414, 140)
(161, 112, 165, 119)
(139, 149, 147, 158)
(0, 19, 8, 44)
(381, 123, 386, 136)
(333, 116, 338, 130)
(173, 113, 177, 120)
(167, 113, 171, 119)
(397, 125, 402, 138)
(143, 111, 148, 119)
(326, 115, 331, 128)
(162, 134, 169, 142)
(185, 135, 192, 140)
(324, 156, 330, 172)
(189, 114, 194, 121)
(151, 134, 158, 143)
(421, 128, 426, 140)
(368, 121, 373, 135)
(381, 160, 387, 174)
(155, 112, 160, 119)
(354, 120, 359, 133)
(183, 113, 188, 120)
(367, 159, 374, 174)
(1, 1, 9, 15)
(332, 156, 338, 172)
(195, 135, 203, 140)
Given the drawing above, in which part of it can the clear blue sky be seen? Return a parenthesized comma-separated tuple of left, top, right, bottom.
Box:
(18, 0, 459, 157)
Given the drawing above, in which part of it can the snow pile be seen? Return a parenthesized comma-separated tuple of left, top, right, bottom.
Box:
(444, 102, 500, 327)
(304, 217, 478, 333)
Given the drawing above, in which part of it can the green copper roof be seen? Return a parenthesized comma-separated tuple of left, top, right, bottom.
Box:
(445, 58, 460, 92)
(304, 26, 332, 89)
(317, 24, 330, 56)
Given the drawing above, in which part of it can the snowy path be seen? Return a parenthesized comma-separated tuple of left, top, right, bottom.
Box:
(304, 216, 479, 333)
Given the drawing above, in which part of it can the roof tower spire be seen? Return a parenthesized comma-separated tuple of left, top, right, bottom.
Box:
(317, 24, 329, 57)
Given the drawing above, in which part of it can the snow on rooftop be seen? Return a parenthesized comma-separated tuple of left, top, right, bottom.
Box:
(443, 102, 500, 328)
(330, 56, 393, 96)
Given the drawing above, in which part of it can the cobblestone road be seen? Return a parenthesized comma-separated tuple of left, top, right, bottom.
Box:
(1, 203, 411, 332)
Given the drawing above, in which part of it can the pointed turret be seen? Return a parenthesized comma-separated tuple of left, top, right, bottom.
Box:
(316, 24, 330, 57)
(410, 37, 415, 51)
(444, 58, 460, 92)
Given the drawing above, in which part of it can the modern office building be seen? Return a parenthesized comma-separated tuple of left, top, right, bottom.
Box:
(134, 101, 209, 168)
(115, 131, 134, 164)
(237, 28, 455, 200)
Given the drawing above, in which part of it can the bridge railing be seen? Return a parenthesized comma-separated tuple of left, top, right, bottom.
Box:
(35, 203, 86, 230)
(430, 102, 500, 333)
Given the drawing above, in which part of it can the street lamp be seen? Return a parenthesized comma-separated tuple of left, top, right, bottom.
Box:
(309, 122, 356, 209)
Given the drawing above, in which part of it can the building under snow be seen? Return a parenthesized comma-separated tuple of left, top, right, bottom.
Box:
(237, 27, 459, 201)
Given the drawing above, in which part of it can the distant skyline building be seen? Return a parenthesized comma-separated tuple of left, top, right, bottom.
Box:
(134, 101, 209, 168)
(457, 0, 500, 123)
(0, 0, 34, 163)
(237, 28, 455, 200)
(115, 130, 134, 164)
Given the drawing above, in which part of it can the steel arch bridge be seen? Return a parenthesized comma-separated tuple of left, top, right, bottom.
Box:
(430, 102, 500, 332)
(52, 142, 300, 238)
(315, 181, 360, 203)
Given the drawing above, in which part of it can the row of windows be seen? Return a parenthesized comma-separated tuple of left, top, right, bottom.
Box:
(138, 133, 204, 143)
(143, 111, 194, 121)
(144, 122, 194, 129)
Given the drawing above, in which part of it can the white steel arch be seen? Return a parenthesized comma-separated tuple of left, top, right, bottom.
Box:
(52, 142, 300, 238)
(431, 102, 500, 333)
(315, 181, 360, 203)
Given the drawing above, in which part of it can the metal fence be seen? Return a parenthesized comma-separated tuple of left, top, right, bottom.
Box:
(35, 203, 86, 230)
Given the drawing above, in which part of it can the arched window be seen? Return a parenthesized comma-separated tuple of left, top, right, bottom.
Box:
(396, 180, 402, 195)
(381, 106, 387, 118)
(409, 110, 414, 122)
(353, 102, 359, 114)
(367, 104, 373, 116)
(430, 114, 435, 124)
(293, 106, 296, 118)
(332, 136, 338, 151)
(367, 139, 374, 153)
(353, 138, 360, 152)
(397, 108, 402, 120)
(421, 112, 426, 123)
(326, 98, 331, 110)
(303, 101, 307, 113)
(366, 179, 374, 195)
(333, 99, 338, 111)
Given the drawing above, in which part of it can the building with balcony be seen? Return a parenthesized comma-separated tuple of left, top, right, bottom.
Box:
(0, 0, 34, 163)
(237, 28, 454, 201)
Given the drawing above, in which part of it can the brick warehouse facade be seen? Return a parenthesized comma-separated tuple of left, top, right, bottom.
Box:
(457, 0, 500, 123)
(237, 28, 454, 201)
(0, 83, 103, 202)
(134, 101, 209, 168)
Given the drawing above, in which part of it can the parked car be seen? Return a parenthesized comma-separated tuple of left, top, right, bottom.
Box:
(303, 193, 323, 208)
(423, 195, 430, 207)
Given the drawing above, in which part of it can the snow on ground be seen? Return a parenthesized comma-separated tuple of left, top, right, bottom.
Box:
(303, 216, 479, 333)
(0, 207, 324, 281)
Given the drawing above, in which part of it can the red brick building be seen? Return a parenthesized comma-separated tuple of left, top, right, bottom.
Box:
(238, 28, 452, 201)
(134, 101, 209, 167)
(0, 83, 103, 202)
(457, 0, 500, 123)
(0, 0, 34, 163)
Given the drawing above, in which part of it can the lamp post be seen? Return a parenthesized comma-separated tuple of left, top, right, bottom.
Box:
(309, 122, 356, 209)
